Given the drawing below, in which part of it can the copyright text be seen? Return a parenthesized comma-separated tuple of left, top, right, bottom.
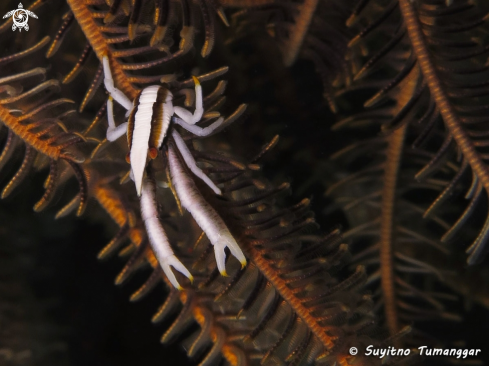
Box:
(351, 345, 482, 359)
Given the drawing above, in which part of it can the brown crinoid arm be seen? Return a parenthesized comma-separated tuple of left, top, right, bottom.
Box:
(66, 0, 137, 99)
(379, 125, 406, 337)
(0, 35, 87, 216)
(62, 0, 230, 110)
(324, 0, 489, 346)
(327, 114, 461, 344)
(93, 126, 391, 365)
(397, 0, 489, 264)
(344, 0, 489, 264)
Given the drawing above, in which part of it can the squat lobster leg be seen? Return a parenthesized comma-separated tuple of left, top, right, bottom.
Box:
(173, 76, 204, 125)
(171, 129, 221, 195)
(103, 56, 133, 111)
(106, 96, 129, 141)
(173, 116, 224, 137)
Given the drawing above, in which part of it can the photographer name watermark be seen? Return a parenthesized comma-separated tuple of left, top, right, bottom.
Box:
(349, 345, 481, 359)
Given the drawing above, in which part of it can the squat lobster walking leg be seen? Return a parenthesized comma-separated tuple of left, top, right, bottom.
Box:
(103, 56, 133, 111)
(106, 96, 128, 141)
(173, 76, 204, 125)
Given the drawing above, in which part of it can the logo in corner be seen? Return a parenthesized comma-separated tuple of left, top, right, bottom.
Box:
(3, 3, 38, 32)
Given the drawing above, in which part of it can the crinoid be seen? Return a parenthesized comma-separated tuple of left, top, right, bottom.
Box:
(338, 0, 489, 265)
(0, 25, 87, 217)
(0, 0, 396, 365)
(317, 0, 489, 356)
(2, 0, 489, 364)
(96, 131, 397, 365)
(215, 0, 489, 359)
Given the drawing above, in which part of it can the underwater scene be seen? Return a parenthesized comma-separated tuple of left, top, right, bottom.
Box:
(0, 0, 489, 365)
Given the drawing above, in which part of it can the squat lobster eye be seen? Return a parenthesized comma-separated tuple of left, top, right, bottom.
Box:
(149, 147, 159, 160)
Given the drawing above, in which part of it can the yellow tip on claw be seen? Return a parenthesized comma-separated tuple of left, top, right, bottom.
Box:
(241, 260, 247, 269)
(220, 270, 229, 277)
(189, 275, 194, 284)
(192, 75, 200, 86)
(177, 285, 183, 291)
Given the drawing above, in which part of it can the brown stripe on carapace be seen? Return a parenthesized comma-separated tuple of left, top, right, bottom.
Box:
(149, 86, 169, 150)
(127, 89, 143, 151)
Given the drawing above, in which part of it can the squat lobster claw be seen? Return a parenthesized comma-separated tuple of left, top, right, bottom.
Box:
(167, 142, 247, 276)
(102, 55, 247, 288)
(140, 177, 193, 290)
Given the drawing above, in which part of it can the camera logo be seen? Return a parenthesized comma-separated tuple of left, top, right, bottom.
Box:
(3, 3, 38, 32)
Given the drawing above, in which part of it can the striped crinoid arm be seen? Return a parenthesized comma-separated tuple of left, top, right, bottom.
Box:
(326, 125, 462, 345)
(0, 34, 87, 216)
(93, 129, 392, 366)
(341, 0, 489, 266)
(325, 9, 468, 342)
(52, 0, 229, 113)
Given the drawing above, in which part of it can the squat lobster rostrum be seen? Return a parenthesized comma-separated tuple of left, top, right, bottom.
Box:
(102, 56, 246, 288)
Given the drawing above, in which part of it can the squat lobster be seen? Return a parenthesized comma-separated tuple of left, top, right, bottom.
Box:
(103, 56, 223, 196)
(102, 56, 246, 289)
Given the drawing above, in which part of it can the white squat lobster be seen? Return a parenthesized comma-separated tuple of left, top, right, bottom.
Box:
(102, 56, 246, 289)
